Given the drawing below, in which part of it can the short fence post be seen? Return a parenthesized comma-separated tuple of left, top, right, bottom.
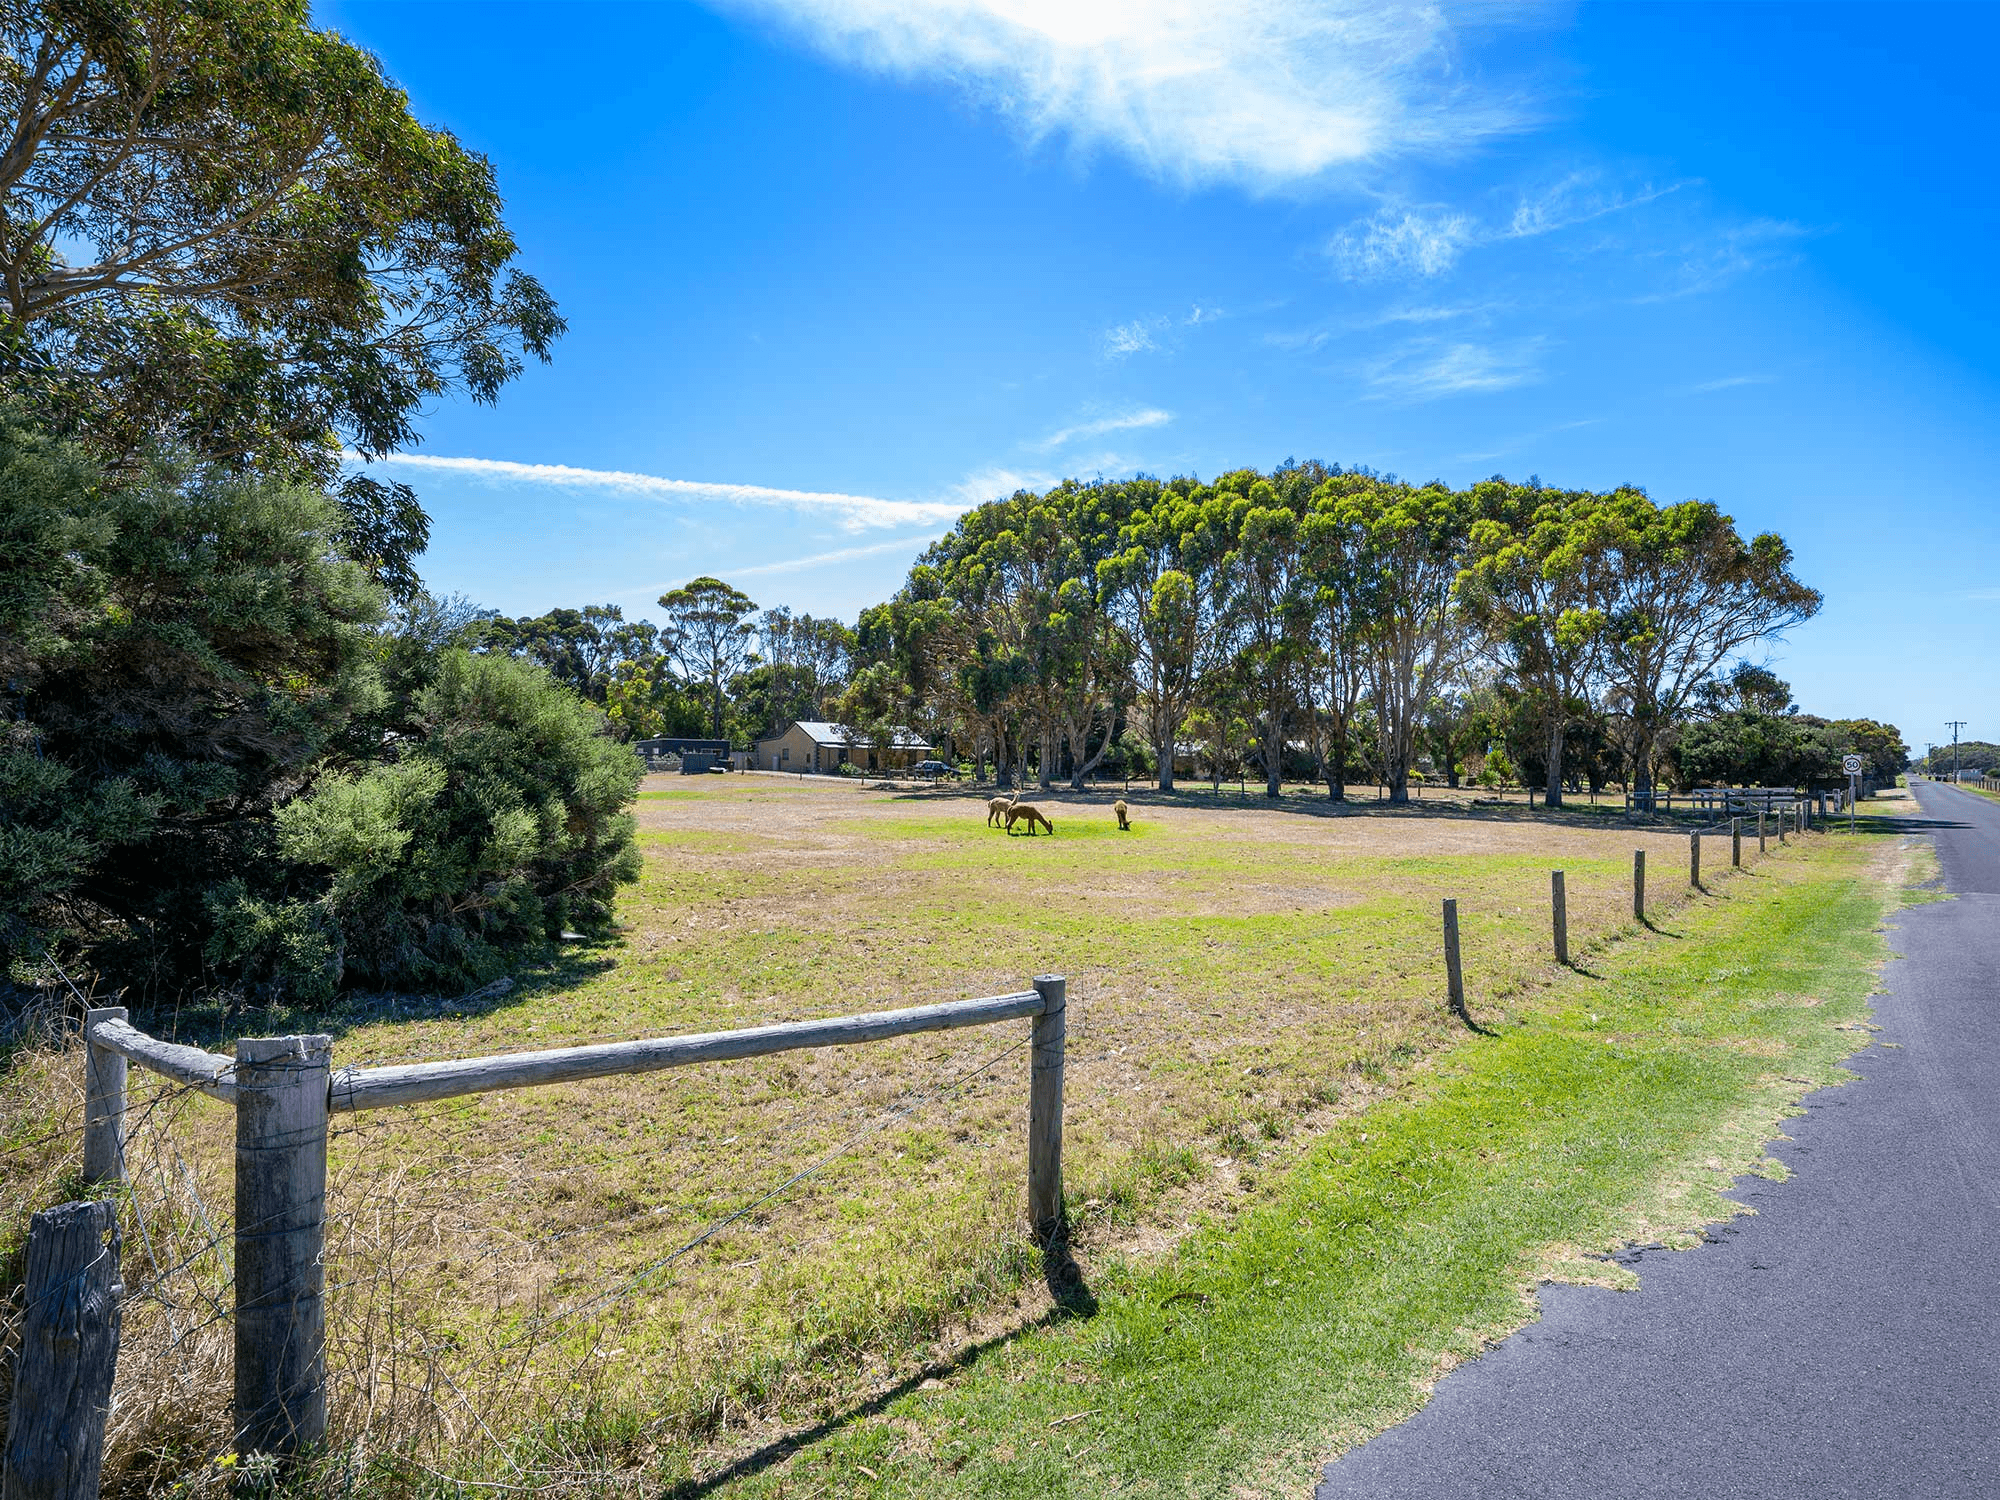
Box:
(1442, 899, 1467, 1018)
(82, 1006, 129, 1187)
(3, 1200, 121, 1500)
(1778, 808, 1787, 844)
(1732, 816, 1742, 868)
(1689, 830, 1701, 887)
(1028, 977, 1066, 1241)
(1759, 809, 1767, 852)
(1550, 871, 1569, 965)
(1633, 850, 1646, 923)
(234, 1034, 332, 1460)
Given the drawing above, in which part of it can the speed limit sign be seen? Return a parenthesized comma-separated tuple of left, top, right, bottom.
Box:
(1842, 754, 1863, 775)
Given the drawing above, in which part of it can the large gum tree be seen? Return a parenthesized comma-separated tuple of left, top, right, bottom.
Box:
(0, 0, 563, 593)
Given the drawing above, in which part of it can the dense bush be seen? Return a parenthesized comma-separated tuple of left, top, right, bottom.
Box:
(1, 418, 642, 1003)
(210, 652, 642, 1001)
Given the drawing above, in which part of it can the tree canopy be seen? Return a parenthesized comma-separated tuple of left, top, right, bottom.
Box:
(0, 0, 563, 594)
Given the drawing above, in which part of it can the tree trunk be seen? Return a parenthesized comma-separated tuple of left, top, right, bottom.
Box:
(1545, 716, 1566, 809)
(1154, 706, 1176, 792)
(1385, 735, 1411, 804)
(1631, 732, 1657, 810)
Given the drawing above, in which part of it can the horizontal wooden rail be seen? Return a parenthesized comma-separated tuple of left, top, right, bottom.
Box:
(86, 1015, 238, 1104)
(330, 989, 1049, 1112)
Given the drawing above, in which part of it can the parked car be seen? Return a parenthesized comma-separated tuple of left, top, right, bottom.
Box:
(913, 759, 956, 780)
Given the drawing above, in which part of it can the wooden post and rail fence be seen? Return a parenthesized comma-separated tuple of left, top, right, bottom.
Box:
(6, 979, 1069, 1490)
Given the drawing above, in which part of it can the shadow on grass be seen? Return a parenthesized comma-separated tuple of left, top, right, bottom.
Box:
(665, 1238, 1097, 1500)
(135, 941, 622, 1052)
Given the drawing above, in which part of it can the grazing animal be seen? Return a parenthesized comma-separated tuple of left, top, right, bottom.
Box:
(986, 790, 1019, 827)
(1113, 799, 1130, 831)
(1006, 802, 1054, 836)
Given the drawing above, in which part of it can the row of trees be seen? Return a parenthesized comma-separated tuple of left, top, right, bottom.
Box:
(694, 465, 1842, 807)
(514, 464, 1902, 809)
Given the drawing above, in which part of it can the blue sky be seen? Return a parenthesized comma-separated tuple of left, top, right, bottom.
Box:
(320, 1, 1999, 754)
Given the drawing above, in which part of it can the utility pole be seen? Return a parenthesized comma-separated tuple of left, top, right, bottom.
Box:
(1948, 720, 1968, 783)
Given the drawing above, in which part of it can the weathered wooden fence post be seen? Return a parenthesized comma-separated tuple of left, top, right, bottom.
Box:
(1028, 977, 1066, 1241)
(82, 1006, 128, 1187)
(3, 1201, 121, 1500)
(1732, 816, 1743, 868)
(1778, 808, 1788, 844)
(1633, 850, 1646, 923)
(1758, 809, 1767, 853)
(234, 1034, 332, 1460)
(1442, 899, 1467, 1018)
(1689, 830, 1701, 887)
(1550, 871, 1569, 965)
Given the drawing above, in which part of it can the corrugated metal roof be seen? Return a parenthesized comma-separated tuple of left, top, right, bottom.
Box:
(787, 720, 931, 750)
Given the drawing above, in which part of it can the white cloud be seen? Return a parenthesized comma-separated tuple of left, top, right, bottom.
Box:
(1330, 178, 1686, 281)
(720, 0, 1529, 190)
(1034, 407, 1173, 450)
(1684, 374, 1773, 394)
(1328, 207, 1477, 278)
(735, 534, 945, 576)
(349, 452, 968, 532)
(1364, 337, 1546, 400)
(1505, 175, 1686, 240)
(1104, 319, 1159, 357)
(1638, 218, 1814, 303)
(943, 464, 1057, 507)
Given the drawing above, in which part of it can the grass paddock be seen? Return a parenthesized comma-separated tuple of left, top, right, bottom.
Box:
(0, 774, 1902, 1495)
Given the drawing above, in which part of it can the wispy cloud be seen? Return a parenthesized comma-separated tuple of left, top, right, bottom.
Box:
(1329, 176, 1689, 282)
(1638, 218, 1815, 303)
(350, 452, 968, 531)
(1504, 175, 1688, 240)
(1104, 320, 1159, 357)
(1684, 374, 1773, 394)
(1033, 407, 1173, 450)
(735, 534, 943, 577)
(1364, 337, 1546, 401)
(719, 0, 1532, 191)
(1328, 206, 1476, 278)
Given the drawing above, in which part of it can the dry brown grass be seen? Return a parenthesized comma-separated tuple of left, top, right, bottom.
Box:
(2, 775, 1762, 1492)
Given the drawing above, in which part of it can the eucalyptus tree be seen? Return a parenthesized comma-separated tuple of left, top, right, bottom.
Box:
(1595, 495, 1820, 808)
(0, 0, 562, 595)
(1298, 489, 1369, 799)
(1323, 475, 1478, 804)
(760, 607, 854, 727)
(1098, 478, 1231, 791)
(1459, 481, 1612, 807)
(658, 577, 759, 739)
(921, 499, 1036, 783)
(1217, 474, 1309, 798)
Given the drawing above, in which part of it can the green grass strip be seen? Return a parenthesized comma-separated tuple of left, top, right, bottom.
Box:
(689, 836, 1905, 1498)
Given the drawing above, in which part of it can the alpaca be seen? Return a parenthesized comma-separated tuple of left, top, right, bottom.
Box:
(1005, 802, 1054, 836)
(986, 789, 1019, 827)
(1113, 799, 1130, 831)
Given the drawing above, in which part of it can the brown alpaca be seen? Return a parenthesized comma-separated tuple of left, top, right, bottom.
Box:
(1113, 799, 1130, 831)
(986, 790, 1019, 827)
(1005, 802, 1054, 836)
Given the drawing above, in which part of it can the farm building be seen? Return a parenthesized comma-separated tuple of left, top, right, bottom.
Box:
(754, 720, 932, 774)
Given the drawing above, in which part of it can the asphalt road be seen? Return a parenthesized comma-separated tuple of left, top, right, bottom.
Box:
(1316, 780, 2000, 1500)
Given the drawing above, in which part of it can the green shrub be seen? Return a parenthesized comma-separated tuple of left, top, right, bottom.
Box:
(210, 652, 642, 996)
(1, 414, 642, 1002)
